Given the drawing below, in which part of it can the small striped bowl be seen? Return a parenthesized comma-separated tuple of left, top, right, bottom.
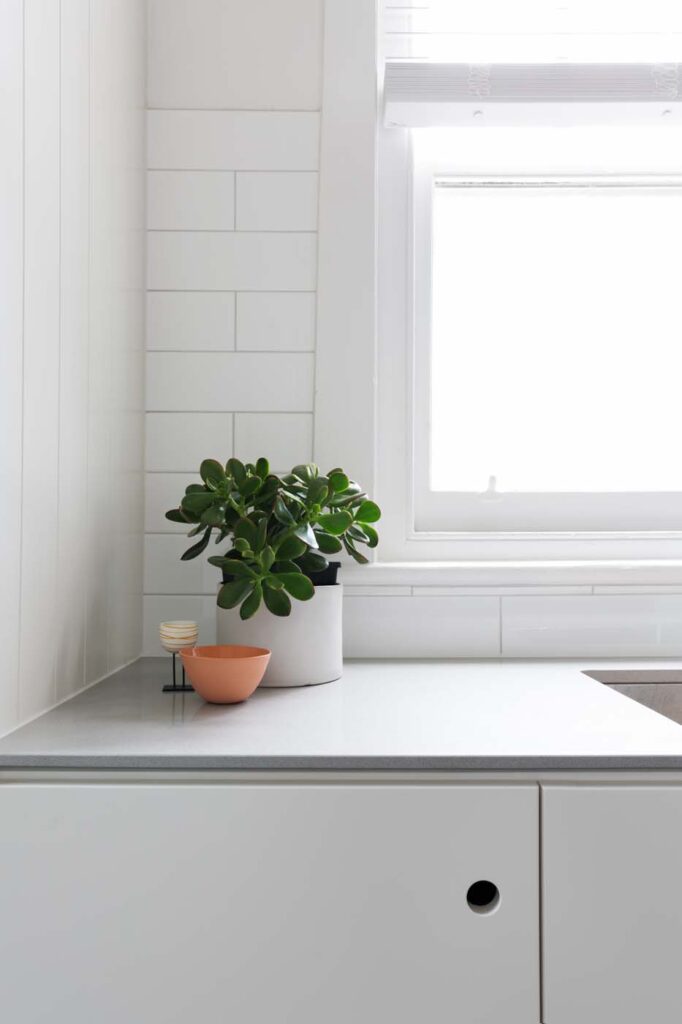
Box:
(160, 620, 199, 653)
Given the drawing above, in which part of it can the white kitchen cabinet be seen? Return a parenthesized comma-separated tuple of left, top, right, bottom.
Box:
(542, 784, 682, 1024)
(0, 782, 539, 1024)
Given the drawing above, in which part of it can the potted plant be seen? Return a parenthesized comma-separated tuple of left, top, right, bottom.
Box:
(165, 458, 380, 686)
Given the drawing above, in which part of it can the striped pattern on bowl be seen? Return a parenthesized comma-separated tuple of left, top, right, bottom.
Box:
(160, 620, 199, 653)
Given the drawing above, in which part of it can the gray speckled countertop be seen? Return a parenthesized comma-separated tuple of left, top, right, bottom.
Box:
(2, 657, 682, 771)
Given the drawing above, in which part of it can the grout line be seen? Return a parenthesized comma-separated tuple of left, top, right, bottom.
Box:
(148, 167, 319, 174)
(148, 288, 316, 294)
(147, 348, 313, 355)
(147, 107, 322, 114)
(498, 596, 503, 654)
(147, 228, 317, 234)
(144, 405, 315, 409)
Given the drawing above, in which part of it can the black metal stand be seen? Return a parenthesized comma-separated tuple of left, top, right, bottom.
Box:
(162, 651, 194, 692)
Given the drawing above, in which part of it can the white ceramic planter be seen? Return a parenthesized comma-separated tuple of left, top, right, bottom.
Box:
(216, 584, 343, 687)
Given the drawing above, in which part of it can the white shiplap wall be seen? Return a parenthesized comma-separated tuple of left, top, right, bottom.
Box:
(0, 0, 146, 736)
(144, 0, 322, 652)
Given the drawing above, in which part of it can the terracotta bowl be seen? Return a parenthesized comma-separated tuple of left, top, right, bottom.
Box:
(181, 645, 271, 704)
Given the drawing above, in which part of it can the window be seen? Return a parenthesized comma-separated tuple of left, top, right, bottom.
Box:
(315, 1, 682, 571)
(375, 1, 682, 561)
(412, 129, 682, 534)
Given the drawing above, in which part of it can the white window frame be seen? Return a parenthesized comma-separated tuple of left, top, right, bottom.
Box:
(412, 156, 682, 535)
(314, 0, 682, 585)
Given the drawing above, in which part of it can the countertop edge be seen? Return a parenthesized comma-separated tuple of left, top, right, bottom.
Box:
(3, 754, 682, 771)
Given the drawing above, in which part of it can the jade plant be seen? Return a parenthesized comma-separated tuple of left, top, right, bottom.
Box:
(166, 458, 380, 619)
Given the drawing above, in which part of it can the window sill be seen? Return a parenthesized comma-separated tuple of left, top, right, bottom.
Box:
(341, 559, 682, 593)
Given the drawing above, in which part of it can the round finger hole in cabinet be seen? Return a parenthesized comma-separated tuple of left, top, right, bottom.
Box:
(466, 880, 500, 915)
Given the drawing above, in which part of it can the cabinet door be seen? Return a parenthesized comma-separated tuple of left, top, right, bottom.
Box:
(543, 785, 682, 1024)
(0, 782, 539, 1024)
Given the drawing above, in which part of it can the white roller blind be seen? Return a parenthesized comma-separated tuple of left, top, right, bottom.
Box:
(382, 1, 682, 63)
(382, 3, 682, 124)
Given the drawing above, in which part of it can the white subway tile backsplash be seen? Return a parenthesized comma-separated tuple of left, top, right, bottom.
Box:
(236, 172, 318, 231)
(236, 292, 315, 351)
(148, 110, 320, 171)
(414, 586, 593, 597)
(146, 412, 233, 472)
(145, 473, 199, 533)
(147, 0, 323, 110)
(148, 231, 317, 291)
(502, 595, 682, 657)
(147, 292, 235, 351)
(145, 534, 218, 595)
(147, 171, 235, 230)
(233, 413, 313, 470)
(147, 352, 314, 412)
(142, 1, 325, 654)
(344, 586, 412, 597)
(344, 596, 500, 658)
(593, 585, 682, 594)
(143, 595, 217, 656)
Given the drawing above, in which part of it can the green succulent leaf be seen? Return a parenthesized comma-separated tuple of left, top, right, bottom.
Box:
(226, 458, 246, 484)
(239, 475, 262, 498)
(272, 559, 303, 574)
(307, 477, 329, 505)
(255, 457, 270, 479)
(254, 516, 268, 552)
(275, 534, 307, 560)
(263, 575, 285, 590)
(361, 524, 379, 548)
(296, 551, 329, 575)
(185, 483, 206, 495)
(201, 505, 226, 527)
(240, 583, 262, 620)
(217, 578, 253, 609)
(233, 537, 251, 555)
(356, 500, 381, 524)
(207, 556, 256, 578)
(291, 463, 317, 482)
(274, 496, 295, 526)
(276, 572, 314, 601)
(316, 510, 353, 536)
(181, 528, 212, 561)
(234, 518, 258, 548)
(200, 459, 226, 486)
(260, 546, 275, 572)
(343, 536, 369, 564)
(348, 524, 370, 544)
(165, 508, 190, 524)
(263, 586, 292, 617)
(181, 491, 215, 515)
(294, 522, 318, 548)
(314, 531, 343, 554)
(328, 471, 350, 494)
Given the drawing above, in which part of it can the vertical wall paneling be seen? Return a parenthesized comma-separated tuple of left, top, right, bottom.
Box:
(0, 0, 24, 733)
(0, 1, 145, 736)
(20, 0, 61, 720)
(57, 0, 90, 702)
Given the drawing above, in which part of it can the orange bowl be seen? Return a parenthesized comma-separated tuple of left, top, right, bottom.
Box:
(181, 644, 271, 704)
